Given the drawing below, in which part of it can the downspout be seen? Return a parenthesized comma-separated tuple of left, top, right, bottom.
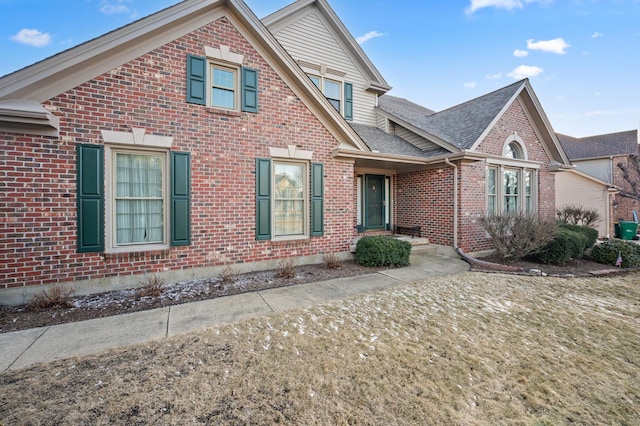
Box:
(444, 158, 458, 249)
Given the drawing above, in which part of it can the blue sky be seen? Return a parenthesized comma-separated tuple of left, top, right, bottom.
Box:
(1, 0, 639, 137)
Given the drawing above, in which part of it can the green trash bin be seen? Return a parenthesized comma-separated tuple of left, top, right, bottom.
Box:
(614, 222, 621, 238)
(618, 221, 638, 240)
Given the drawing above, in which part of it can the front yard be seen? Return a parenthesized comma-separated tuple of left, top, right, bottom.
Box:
(1, 271, 638, 425)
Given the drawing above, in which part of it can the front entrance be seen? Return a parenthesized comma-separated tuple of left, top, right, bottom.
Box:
(364, 174, 387, 230)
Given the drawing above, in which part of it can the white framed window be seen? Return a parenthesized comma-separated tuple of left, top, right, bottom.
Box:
(106, 146, 169, 251)
(309, 74, 342, 113)
(211, 63, 239, 110)
(487, 165, 537, 215)
(273, 160, 308, 238)
(487, 167, 497, 214)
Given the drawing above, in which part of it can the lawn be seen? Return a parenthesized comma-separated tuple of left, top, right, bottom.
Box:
(1, 271, 639, 425)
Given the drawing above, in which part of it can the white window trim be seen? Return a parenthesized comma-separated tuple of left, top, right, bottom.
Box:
(268, 145, 315, 241)
(487, 164, 538, 215)
(104, 145, 170, 253)
(272, 159, 309, 241)
(202, 45, 244, 111)
(101, 127, 173, 253)
(209, 62, 240, 111)
(306, 73, 345, 115)
(501, 132, 529, 160)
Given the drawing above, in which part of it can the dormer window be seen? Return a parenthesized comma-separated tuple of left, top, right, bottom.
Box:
(307, 74, 353, 121)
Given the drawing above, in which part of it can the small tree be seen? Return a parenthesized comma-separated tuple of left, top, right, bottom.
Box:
(479, 212, 557, 262)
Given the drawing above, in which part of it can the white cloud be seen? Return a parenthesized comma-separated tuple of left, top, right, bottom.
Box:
(100, 0, 131, 15)
(9, 28, 51, 47)
(591, 32, 604, 38)
(514, 49, 529, 57)
(526, 37, 570, 54)
(464, 82, 477, 89)
(356, 31, 384, 44)
(508, 65, 543, 79)
(466, 0, 552, 14)
(486, 73, 502, 79)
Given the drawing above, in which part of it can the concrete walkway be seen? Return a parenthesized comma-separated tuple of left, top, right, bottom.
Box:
(0, 252, 468, 371)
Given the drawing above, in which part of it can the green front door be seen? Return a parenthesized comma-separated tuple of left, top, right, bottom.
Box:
(364, 175, 385, 230)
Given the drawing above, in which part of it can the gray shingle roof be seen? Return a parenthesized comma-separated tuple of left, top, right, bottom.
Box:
(349, 123, 450, 158)
(379, 80, 525, 150)
(557, 130, 638, 160)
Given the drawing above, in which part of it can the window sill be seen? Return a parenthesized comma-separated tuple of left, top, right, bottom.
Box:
(270, 236, 311, 247)
(206, 107, 242, 117)
(102, 247, 171, 261)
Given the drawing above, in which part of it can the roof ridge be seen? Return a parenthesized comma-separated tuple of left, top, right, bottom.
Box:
(430, 78, 526, 116)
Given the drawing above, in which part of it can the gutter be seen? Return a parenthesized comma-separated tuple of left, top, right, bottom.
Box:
(332, 147, 487, 166)
(444, 158, 459, 249)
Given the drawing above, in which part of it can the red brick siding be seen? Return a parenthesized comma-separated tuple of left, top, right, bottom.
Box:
(396, 167, 455, 246)
(0, 17, 355, 289)
(394, 98, 557, 252)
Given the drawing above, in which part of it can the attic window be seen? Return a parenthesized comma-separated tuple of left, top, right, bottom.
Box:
(504, 142, 522, 159)
(502, 133, 527, 160)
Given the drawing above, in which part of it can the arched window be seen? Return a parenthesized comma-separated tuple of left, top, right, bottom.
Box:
(503, 142, 522, 159)
(501, 134, 527, 160)
(487, 134, 536, 215)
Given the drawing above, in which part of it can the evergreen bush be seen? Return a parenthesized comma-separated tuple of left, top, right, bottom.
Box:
(355, 236, 411, 267)
(536, 224, 599, 266)
(590, 240, 640, 268)
(559, 223, 598, 248)
(536, 227, 586, 265)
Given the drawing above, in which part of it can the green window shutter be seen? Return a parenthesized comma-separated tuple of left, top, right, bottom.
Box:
(256, 158, 271, 240)
(77, 144, 104, 252)
(186, 54, 206, 105)
(242, 67, 259, 113)
(344, 82, 353, 121)
(170, 151, 191, 246)
(311, 163, 324, 236)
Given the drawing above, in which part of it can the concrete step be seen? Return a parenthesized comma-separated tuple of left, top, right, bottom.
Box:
(350, 235, 436, 253)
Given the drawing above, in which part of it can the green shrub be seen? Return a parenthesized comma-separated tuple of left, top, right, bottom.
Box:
(535, 224, 599, 266)
(536, 227, 586, 265)
(590, 240, 640, 268)
(559, 223, 598, 248)
(355, 236, 411, 267)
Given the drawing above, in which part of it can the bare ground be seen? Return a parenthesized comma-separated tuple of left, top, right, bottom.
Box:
(0, 261, 386, 334)
(1, 270, 638, 425)
(0, 255, 626, 334)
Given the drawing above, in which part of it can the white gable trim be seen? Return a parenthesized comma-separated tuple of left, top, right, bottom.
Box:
(205, 45, 244, 64)
(0, 99, 60, 136)
(101, 127, 173, 148)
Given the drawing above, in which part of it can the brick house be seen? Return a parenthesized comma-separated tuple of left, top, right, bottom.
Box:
(0, 0, 571, 303)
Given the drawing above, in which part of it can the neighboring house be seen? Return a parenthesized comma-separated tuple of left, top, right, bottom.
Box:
(555, 169, 618, 238)
(557, 130, 640, 234)
(0, 0, 572, 303)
